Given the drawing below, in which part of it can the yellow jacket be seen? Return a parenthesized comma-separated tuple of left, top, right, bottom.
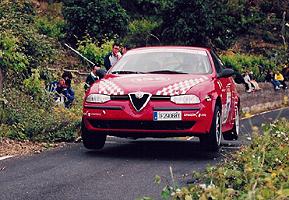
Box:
(275, 73, 284, 81)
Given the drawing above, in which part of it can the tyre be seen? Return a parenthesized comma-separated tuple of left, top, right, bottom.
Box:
(81, 121, 106, 150)
(199, 105, 222, 152)
(223, 106, 239, 141)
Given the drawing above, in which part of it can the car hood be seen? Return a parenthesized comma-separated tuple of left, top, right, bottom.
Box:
(92, 74, 211, 96)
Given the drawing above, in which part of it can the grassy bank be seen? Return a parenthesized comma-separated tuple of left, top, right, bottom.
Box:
(144, 119, 289, 200)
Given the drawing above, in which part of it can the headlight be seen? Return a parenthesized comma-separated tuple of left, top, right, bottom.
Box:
(86, 94, 111, 103)
(170, 95, 200, 104)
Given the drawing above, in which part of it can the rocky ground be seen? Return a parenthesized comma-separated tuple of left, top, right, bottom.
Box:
(0, 82, 288, 157)
(237, 82, 289, 116)
(0, 138, 65, 157)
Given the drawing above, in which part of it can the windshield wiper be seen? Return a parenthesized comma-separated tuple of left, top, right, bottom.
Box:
(147, 70, 188, 74)
(111, 71, 146, 74)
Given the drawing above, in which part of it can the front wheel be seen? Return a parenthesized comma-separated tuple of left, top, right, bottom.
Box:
(81, 121, 106, 150)
(199, 105, 222, 152)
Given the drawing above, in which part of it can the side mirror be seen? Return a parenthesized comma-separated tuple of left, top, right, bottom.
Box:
(218, 68, 235, 78)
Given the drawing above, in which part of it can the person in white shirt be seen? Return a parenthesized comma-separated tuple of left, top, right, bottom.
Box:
(104, 43, 122, 70)
(243, 71, 254, 93)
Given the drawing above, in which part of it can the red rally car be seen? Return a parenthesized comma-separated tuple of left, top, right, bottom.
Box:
(82, 46, 240, 152)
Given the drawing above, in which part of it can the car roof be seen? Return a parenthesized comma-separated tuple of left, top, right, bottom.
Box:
(130, 46, 211, 52)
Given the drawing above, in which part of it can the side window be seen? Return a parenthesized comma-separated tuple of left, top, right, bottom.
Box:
(211, 51, 223, 73)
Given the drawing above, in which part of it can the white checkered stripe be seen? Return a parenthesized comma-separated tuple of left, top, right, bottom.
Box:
(98, 79, 124, 95)
(156, 76, 208, 96)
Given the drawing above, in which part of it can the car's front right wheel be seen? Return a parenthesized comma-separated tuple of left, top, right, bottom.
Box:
(81, 121, 106, 150)
(199, 105, 222, 152)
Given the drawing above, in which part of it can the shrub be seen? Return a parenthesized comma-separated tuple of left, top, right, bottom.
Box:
(0, 83, 82, 142)
(23, 69, 44, 98)
(0, 31, 29, 72)
(124, 18, 160, 47)
(147, 120, 289, 200)
(77, 36, 114, 66)
(0, 0, 59, 91)
(0, 1, 84, 142)
(36, 16, 66, 39)
(62, 0, 129, 43)
(221, 53, 275, 81)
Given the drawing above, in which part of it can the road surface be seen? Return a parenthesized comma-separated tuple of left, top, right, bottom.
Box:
(1, 107, 288, 200)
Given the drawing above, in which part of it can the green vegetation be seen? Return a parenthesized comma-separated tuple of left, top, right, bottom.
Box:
(77, 36, 114, 66)
(142, 120, 289, 200)
(35, 16, 66, 39)
(0, 0, 59, 88)
(0, 0, 79, 142)
(0, 0, 288, 142)
(0, 80, 82, 142)
(221, 54, 274, 73)
(221, 53, 276, 81)
(62, 0, 129, 43)
(0, 1, 288, 198)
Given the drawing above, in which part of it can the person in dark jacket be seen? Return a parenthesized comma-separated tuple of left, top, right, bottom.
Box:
(84, 65, 106, 91)
(265, 70, 282, 90)
(103, 43, 122, 71)
(281, 64, 289, 81)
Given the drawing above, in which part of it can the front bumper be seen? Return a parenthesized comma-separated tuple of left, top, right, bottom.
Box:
(82, 98, 214, 138)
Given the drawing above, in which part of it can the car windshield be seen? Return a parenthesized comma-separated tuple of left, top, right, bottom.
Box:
(110, 49, 212, 74)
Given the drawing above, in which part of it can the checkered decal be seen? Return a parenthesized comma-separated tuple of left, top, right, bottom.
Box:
(156, 76, 208, 96)
(98, 79, 124, 95)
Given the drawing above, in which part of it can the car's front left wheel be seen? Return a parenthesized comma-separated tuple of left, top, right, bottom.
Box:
(81, 121, 106, 150)
(199, 105, 222, 152)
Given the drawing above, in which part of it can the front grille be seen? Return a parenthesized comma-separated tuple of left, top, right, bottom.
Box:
(89, 120, 195, 130)
(129, 93, 151, 111)
(111, 95, 170, 101)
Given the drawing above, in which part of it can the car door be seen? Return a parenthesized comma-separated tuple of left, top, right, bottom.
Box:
(211, 51, 232, 124)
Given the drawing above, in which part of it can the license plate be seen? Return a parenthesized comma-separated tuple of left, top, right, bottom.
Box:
(153, 111, 182, 121)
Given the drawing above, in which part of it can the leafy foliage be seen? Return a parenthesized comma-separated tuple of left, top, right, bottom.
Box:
(0, 31, 29, 72)
(0, 83, 82, 142)
(0, 1, 82, 142)
(77, 36, 114, 67)
(221, 53, 276, 81)
(62, 0, 289, 50)
(0, 0, 59, 80)
(62, 0, 129, 43)
(150, 120, 289, 200)
(23, 69, 45, 98)
(124, 19, 160, 47)
(159, 0, 219, 46)
(120, 0, 171, 17)
(35, 16, 66, 39)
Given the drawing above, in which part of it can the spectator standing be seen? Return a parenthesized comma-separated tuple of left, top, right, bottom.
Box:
(121, 45, 129, 55)
(104, 43, 122, 71)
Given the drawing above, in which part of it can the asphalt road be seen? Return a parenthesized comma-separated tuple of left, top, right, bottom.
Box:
(1, 107, 289, 200)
